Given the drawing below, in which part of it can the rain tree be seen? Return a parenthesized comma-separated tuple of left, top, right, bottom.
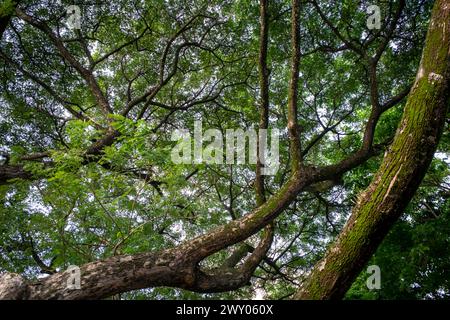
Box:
(0, 0, 448, 299)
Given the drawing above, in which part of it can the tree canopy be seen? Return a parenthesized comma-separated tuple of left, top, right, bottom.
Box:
(0, 0, 449, 300)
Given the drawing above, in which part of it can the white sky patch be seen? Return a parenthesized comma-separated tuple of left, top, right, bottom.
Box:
(170, 222, 187, 242)
(24, 186, 52, 216)
(434, 152, 449, 165)
(253, 288, 265, 300)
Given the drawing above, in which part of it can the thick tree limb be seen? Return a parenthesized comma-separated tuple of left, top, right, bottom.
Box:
(0, 164, 31, 182)
(0, 216, 274, 299)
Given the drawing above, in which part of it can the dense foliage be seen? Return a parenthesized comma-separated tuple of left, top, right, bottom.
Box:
(0, 0, 448, 299)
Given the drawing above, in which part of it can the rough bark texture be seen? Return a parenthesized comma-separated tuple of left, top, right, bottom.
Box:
(0, 164, 31, 182)
(0, 273, 28, 299)
(295, 0, 450, 300)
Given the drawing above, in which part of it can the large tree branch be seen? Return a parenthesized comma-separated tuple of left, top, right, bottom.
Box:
(0, 215, 274, 299)
(0, 164, 31, 182)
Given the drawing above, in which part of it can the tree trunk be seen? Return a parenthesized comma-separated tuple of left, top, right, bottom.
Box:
(295, 0, 450, 300)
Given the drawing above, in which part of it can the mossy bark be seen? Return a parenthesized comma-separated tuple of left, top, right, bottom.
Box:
(295, 0, 450, 300)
